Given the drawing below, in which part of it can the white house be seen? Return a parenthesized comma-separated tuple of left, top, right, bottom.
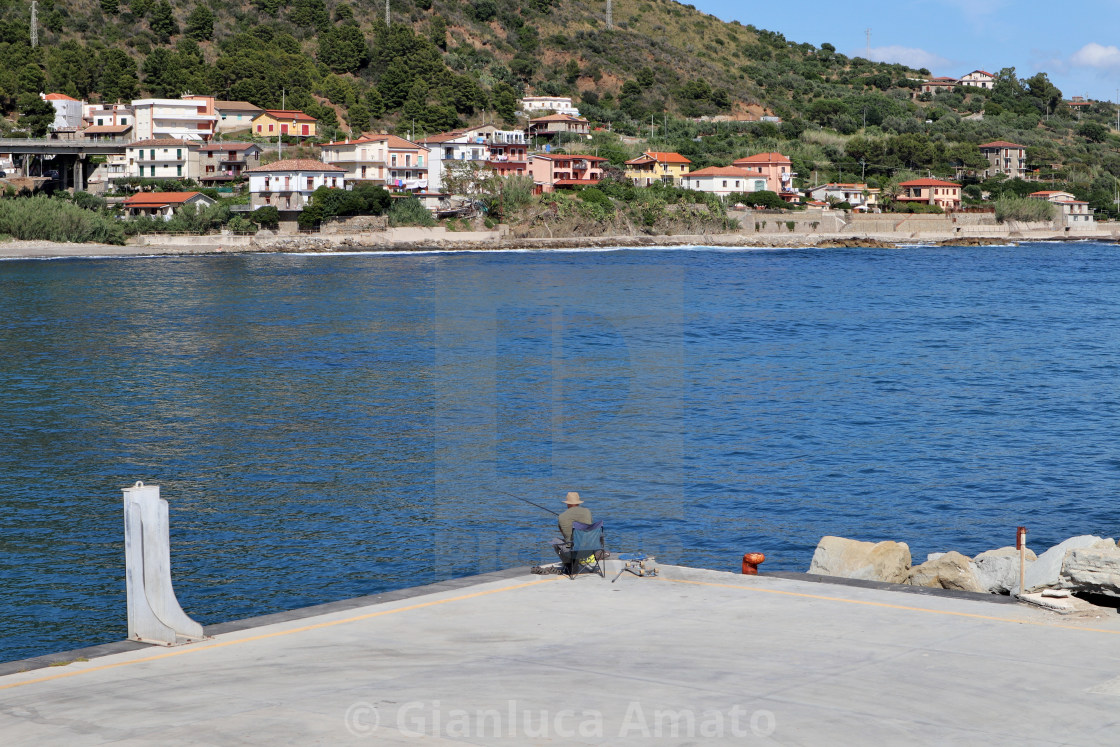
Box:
(121, 191, 215, 220)
(124, 139, 199, 180)
(84, 102, 132, 129)
(520, 96, 580, 117)
(132, 98, 218, 141)
(681, 166, 752, 197)
(320, 134, 428, 191)
(419, 125, 528, 192)
(244, 158, 346, 211)
(959, 70, 996, 90)
(806, 183, 880, 210)
(42, 93, 85, 131)
(1029, 190, 1096, 228)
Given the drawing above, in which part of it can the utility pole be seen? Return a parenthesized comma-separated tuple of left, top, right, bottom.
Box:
(385, 0, 390, 26)
(865, 28, 871, 60)
(30, 1, 37, 48)
(606, 0, 612, 29)
(861, 159, 866, 181)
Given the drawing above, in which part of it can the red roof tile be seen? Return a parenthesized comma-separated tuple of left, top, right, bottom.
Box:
(688, 166, 752, 177)
(43, 93, 80, 101)
(898, 178, 961, 187)
(978, 140, 1024, 149)
(128, 138, 194, 148)
(733, 152, 791, 165)
(123, 191, 207, 206)
(245, 158, 344, 173)
(259, 109, 317, 122)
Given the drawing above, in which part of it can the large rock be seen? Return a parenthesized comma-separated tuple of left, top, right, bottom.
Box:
(971, 546, 1037, 594)
(808, 536, 911, 584)
(1017, 535, 1115, 595)
(908, 551, 985, 593)
(1060, 544, 1120, 597)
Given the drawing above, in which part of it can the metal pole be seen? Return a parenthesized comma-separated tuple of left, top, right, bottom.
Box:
(1017, 526, 1027, 597)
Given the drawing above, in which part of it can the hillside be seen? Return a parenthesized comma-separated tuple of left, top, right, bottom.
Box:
(1, 0, 1119, 216)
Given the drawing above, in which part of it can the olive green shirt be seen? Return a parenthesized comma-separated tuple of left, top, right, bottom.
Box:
(558, 506, 593, 542)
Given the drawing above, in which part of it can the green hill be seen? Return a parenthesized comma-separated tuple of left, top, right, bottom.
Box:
(1, 0, 1118, 215)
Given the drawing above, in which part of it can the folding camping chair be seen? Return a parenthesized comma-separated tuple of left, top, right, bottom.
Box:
(556, 520, 606, 579)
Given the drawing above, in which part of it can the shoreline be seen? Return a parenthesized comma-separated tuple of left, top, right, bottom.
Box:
(0, 229, 1114, 260)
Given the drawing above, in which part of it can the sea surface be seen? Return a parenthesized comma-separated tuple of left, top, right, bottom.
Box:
(3, 242, 1120, 662)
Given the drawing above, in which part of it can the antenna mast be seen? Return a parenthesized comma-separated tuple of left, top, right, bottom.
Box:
(30, 1, 38, 48)
(606, 0, 612, 29)
(865, 28, 871, 59)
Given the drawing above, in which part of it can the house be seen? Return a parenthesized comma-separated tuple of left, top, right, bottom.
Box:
(896, 178, 961, 210)
(528, 154, 606, 192)
(80, 124, 133, 142)
(132, 98, 218, 141)
(1030, 190, 1096, 228)
(528, 113, 591, 140)
(252, 110, 318, 139)
(420, 125, 528, 192)
(84, 103, 132, 129)
(211, 100, 264, 133)
(244, 158, 345, 211)
(959, 70, 995, 90)
(978, 141, 1028, 179)
(624, 151, 692, 186)
(1067, 96, 1092, 111)
(520, 96, 581, 117)
(41, 93, 85, 131)
(919, 77, 959, 95)
(806, 183, 880, 210)
(680, 166, 752, 197)
(196, 142, 262, 184)
(319, 134, 429, 191)
(124, 139, 200, 180)
(121, 191, 215, 220)
(731, 152, 795, 194)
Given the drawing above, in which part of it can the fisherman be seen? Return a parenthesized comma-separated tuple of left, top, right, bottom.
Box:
(557, 491, 592, 542)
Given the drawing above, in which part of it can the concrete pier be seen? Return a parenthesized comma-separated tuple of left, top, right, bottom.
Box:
(3, 565, 1120, 744)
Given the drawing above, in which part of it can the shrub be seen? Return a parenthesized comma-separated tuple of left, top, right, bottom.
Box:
(993, 196, 1056, 223)
(388, 196, 436, 227)
(253, 206, 280, 229)
(0, 196, 125, 244)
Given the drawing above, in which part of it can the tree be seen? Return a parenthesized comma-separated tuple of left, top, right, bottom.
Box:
(469, 0, 497, 22)
(150, 1, 179, 39)
(429, 16, 448, 50)
(185, 5, 214, 41)
(1078, 121, 1108, 143)
(100, 0, 120, 14)
(18, 94, 56, 137)
(253, 206, 279, 229)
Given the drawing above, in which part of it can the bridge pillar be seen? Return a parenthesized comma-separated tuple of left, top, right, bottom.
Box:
(73, 158, 85, 192)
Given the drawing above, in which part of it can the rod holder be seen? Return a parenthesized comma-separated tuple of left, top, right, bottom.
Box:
(122, 482, 204, 646)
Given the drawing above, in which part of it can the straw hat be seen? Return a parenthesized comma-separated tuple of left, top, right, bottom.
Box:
(563, 491, 583, 505)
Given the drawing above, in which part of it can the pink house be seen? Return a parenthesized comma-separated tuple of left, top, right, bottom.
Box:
(528, 154, 607, 193)
(731, 152, 794, 194)
(897, 178, 961, 210)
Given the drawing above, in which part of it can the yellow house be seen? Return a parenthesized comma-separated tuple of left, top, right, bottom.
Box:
(624, 151, 692, 186)
(251, 109, 318, 139)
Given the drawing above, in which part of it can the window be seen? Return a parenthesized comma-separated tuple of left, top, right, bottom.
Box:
(150, 149, 155, 160)
(330, 177, 337, 188)
(301, 124, 309, 136)
(269, 124, 274, 133)
(722, 180, 728, 188)
(177, 166, 182, 177)
(306, 177, 314, 190)
(176, 149, 182, 159)
(264, 194, 270, 204)
(405, 154, 411, 167)
(391, 155, 398, 167)
(96, 118, 104, 126)
(258, 125, 263, 133)
(418, 155, 424, 167)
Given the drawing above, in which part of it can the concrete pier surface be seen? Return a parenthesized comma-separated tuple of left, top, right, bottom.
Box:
(3, 565, 1120, 745)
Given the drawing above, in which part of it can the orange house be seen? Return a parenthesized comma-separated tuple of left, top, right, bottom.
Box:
(731, 152, 794, 194)
(252, 109, 318, 139)
(896, 178, 961, 210)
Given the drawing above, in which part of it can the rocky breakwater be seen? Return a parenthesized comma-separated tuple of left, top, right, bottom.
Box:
(807, 535, 1120, 602)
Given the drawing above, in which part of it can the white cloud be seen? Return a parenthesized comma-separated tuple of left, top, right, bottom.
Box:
(863, 45, 952, 72)
(1070, 42, 1120, 70)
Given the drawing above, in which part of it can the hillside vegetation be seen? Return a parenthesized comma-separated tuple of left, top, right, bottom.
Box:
(1, 0, 1118, 215)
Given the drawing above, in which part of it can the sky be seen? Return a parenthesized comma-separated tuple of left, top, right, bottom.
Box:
(691, 0, 1120, 103)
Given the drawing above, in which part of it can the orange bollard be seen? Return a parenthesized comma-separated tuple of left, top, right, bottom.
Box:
(741, 552, 766, 575)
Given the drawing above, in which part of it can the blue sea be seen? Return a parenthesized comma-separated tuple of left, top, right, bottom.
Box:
(2, 242, 1120, 662)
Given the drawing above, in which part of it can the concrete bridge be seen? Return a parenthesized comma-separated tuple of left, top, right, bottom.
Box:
(0, 138, 127, 191)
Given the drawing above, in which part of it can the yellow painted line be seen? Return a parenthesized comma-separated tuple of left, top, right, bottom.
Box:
(0, 578, 555, 692)
(666, 578, 1120, 636)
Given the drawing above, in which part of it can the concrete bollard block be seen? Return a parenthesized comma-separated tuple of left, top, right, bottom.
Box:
(122, 482, 204, 646)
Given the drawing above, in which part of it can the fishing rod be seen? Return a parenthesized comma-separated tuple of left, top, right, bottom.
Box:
(494, 489, 559, 516)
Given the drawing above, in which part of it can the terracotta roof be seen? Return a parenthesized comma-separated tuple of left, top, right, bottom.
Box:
(688, 166, 752, 177)
(128, 138, 193, 148)
(258, 109, 317, 122)
(627, 151, 691, 165)
(814, 183, 871, 190)
(82, 124, 131, 134)
(245, 158, 344, 173)
(966, 70, 995, 77)
(898, 178, 961, 187)
(215, 100, 263, 112)
(321, 134, 426, 150)
(978, 140, 1024, 149)
(733, 152, 791, 165)
(123, 191, 207, 206)
(529, 113, 588, 123)
(420, 130, 470, 144)
(43, 93, 80, 101)
(553, 178, 602, 186)
(1029, 190, 1067, 196)
(1067, 100, 1091, 106)
(201, 142, 259, 152)
(533, 154, 607, 162)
